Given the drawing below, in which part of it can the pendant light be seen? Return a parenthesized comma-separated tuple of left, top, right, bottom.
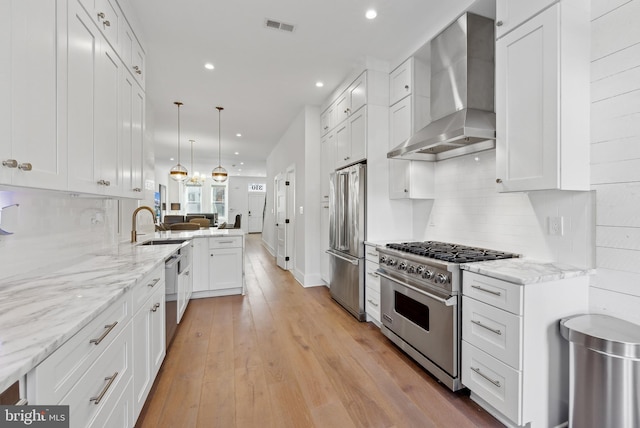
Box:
(186, 139, 205, 186)
(169, 101, 188, 181)
(212, 106, 228, 183)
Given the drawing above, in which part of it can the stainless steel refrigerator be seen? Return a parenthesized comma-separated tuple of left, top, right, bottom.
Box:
(327, 163, 366, 321)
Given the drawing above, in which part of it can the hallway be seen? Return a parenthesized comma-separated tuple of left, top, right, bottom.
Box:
(136, 234, 502, 427)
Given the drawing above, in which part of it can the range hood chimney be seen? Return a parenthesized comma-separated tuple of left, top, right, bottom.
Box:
(388, 13, 496, 161)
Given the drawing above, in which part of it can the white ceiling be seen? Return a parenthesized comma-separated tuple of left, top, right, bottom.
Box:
(131, 0, 491, 178)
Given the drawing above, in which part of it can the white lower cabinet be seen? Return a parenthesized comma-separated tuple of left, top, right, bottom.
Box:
(27, 266, 167, 428)
(132, 280, 165, 419)
(191, 236, 245, 298)
(364, 244, 381, 325)
(461, 270, 589, 428)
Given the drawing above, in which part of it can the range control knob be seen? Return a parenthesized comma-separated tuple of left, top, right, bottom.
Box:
(407, 265, 416, 274)
(398, 262, 407, 271)
(387, 258, 397, 266)
(379, 256, 387, 264)
(435, 273, 449, 284)
(416, 266, 425, 275)
(422, 270, 434, 280)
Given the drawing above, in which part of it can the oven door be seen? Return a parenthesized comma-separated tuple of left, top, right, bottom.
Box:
(379, 271, 458, 378)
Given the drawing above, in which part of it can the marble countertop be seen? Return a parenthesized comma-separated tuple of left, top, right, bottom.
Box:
(149, 228, 245, 241)
(0, 241, 184, 393)
(461, 258, 595, 285)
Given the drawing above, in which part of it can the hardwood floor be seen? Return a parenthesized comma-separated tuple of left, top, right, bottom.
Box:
(135, 234, 504, 428)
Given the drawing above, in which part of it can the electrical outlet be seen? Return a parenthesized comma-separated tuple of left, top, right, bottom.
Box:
(548, 216, 564, 236)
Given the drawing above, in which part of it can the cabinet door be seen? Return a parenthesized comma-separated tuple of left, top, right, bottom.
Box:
(320, 131, 336, 201)
(320, 104, 334, 135)
(495, 0, 557, 39)
(389, 96, 412, 148)
(67, 1, 100, 193)
(335, 92, 350, 124)
(320, 202, 330, 283)
(349, 73, 367, 114)
(80, 0, 120, 50)
(150, 285, 166, 378)
(390, 57, 413, 105)
(348, 107, 366, 165)
(335, 121, 350, 168)
(121, 73, 144, 198)
(1, 0, 66, 189)
(496, 5, 558, 192)
(94, 41, 121, 195)
(209, 247, 243, 290)
(132, 301, 152, 417)
(192, 238, 210, 292)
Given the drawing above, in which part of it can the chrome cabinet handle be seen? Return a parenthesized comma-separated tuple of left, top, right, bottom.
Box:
(496, 178, 503, 184)
(404, 84, 409, 90)
(97, 179, 111, 186)
(367, 299, 378, 307)
(2, 159, 18, 168)
(97, 12, 105, 19)
(471, 367, 501, 387)
(471, 319, 502, 335)
(18, 163, 32, 171)
(367, 252, 377, 257)
(496, 20, 503, 27)
(133, 187, 142, 192)
(147, 278, 160, 287)
(103, 20, 110, 27)
(133, 65, 142, 75)
(217, 240, 234, 244)
(151, 303, 160, 312)
(89, 321, 118, 345)
(90, 372, 118, 404)
(471, 285, 501, 296)
(367, 272, 378, 278)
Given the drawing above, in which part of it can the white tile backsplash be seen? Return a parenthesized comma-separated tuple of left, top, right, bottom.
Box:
(0, 189, 119, 281)
(413, 150, 594, 268)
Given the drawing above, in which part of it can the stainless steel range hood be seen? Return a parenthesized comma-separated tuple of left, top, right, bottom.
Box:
(388, 13, 496, 161)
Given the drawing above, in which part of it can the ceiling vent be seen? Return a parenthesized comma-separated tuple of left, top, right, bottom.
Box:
(265, 19, 295, 33)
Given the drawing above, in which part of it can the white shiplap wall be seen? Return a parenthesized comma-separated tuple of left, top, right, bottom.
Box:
(590, 0, 640, 324)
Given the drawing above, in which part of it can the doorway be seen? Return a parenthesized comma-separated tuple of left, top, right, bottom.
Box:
(248, 193, 265, 233)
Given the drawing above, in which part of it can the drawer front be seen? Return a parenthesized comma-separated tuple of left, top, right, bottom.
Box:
(209, 236, 242, 249)
(29, 292, 132, 404)
(364, 245, 380, 263)
(63, 325, 133, 428)
(365, 262, 380, 293)
(463, 297, 522, 370)
(463, 271, 523, 315)
(89, 377, 133, 428)
(132, 266, 164, 311)
(365, 286, 380, 323)
(462, 341, 522, 424)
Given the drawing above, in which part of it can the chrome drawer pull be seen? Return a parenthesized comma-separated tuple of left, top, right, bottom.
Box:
(471, 367, 501, 387)
(367, 252, 377, 257)
(367, 272, 378, 278)
(471, 285, 501, 296)
(89, 321, 118, 345)
(147, 278, 161, 287)
(471, 320, 502, 335)
(367, 299, 379, 307)
(151, 303, 160, 312)
(217, 240, 234, 244)
(90, 372, 118, 404)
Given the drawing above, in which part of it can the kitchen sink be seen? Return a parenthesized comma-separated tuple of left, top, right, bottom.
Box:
(139, 239, 188, 246)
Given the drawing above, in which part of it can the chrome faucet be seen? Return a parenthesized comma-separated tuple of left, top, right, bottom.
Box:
(131, 206, 156, 243)
(0, 203, 20, 235)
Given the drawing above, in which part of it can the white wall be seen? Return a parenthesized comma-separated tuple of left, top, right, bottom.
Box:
(412, 150, 594, 268)
(589, 0, 640, 324)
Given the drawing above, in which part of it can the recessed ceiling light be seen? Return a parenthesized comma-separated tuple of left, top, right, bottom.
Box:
(238, 169, 242, 172)
(204, 63, 214, 70)
(170, 157, 175, 161)
(240, 162, 244, 165)
(365, 9, 377, 19)
(234, 152, 239, 155)
(236, 133, 242, 137)
(316, 81, 324, 88)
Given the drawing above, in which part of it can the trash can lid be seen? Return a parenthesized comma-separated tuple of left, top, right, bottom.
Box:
(560, 314, 640, 359)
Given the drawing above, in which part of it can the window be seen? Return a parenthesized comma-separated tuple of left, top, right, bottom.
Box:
(184, 186, 202, 213)
(211, 183, 228, 222)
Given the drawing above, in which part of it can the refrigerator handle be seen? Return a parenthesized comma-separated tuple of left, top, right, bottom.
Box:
(326, 249, 359, 265)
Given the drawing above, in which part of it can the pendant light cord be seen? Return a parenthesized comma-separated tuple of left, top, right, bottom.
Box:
(217, 107, 223, 168)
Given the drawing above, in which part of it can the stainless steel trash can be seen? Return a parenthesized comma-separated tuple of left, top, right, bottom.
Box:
(560, 314, 640, 428)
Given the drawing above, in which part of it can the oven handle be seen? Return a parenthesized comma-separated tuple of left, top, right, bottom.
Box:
(376, 271, 457, 306)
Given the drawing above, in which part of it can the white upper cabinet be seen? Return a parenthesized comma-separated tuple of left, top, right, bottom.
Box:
(320, 130, 336, 200)
(496, 1, 590, 192)
(78, 0, 121, 50)
(0, 0, 67, 190)
(495, 0, 558, 39)
(336, 107, 366, 169)
(119, 18, 145, 89)
(320, 103, 336, 136)
(349, 73, 367, 115)
(389, 57, 413, 105)
(121, 72, 145, 197)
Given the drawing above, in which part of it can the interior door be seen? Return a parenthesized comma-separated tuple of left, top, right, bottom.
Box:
(248, 193, 265, 233)
(275, 174, 287, 269)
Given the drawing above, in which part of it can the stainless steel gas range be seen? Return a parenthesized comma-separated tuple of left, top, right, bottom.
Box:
(376, 241, 519, 391)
